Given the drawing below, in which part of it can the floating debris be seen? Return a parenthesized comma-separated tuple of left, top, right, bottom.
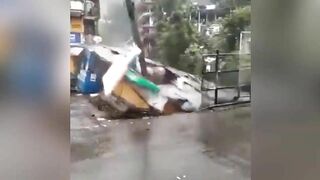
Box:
(182, 175, 187, 178)
(97, 117, 107, 121)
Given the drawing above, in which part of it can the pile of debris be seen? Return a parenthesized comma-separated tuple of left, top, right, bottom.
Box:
(70, 44, 202, 119)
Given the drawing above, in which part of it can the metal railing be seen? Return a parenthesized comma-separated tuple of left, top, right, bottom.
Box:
(201, 50, 251, 108)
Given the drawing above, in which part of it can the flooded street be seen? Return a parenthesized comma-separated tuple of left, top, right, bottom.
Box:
(71, 95, 251, 180)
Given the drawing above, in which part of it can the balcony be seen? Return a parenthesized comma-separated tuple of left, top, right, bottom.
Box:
(70, 1, 84, 17)
(70, 0, 100, 20)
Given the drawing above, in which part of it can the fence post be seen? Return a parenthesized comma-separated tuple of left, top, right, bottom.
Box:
(201, 55, 206, 91)
(214, 50, 220, 105)
(237, 54, 241, 100)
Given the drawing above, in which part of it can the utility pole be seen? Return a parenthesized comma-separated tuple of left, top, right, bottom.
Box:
(125, 0, 147, 76)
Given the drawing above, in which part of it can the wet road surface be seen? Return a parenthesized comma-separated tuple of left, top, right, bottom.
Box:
(71, 95, 251, 180)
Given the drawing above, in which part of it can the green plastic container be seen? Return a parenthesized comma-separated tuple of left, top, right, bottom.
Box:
(125, 69, 160, 93)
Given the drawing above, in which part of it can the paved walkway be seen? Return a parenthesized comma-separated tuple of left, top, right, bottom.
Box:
(71, 95, 251, 180)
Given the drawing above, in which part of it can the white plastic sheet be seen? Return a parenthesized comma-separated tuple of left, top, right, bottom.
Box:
(102, 46, 141, 97)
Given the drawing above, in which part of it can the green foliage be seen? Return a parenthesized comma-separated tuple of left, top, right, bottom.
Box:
(156, 11, 199, 69)
(154, 1, 251, 75)
(207, 35, 228, 52)
(154, 0, 209, 75)
(202, 6, 250, 53)
(217, 5, 251, 52)
(179, 43, 207, 75)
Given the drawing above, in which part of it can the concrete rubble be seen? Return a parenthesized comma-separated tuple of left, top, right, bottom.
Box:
(71, 44, 203, 119)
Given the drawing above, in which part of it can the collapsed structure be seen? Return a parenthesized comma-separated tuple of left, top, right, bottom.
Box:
(70, 44, 202, 119)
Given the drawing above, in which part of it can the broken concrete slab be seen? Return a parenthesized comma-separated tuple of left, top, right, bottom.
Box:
(73, 44, 207, 118)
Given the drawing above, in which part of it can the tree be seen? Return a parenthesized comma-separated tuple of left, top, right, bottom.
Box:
(154, 0, 204, 73)
(180, 43, 207, 75)
(222, 5, 251, 51)
(156, 11, 199, 69)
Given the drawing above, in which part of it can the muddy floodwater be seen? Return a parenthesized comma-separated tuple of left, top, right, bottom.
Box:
(71, 95, 251, 180)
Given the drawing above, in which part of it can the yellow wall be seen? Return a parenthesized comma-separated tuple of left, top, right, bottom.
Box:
(113, 81, 149, 110)
(71, 17, 84, 33)
(70, 55, 81, 75)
